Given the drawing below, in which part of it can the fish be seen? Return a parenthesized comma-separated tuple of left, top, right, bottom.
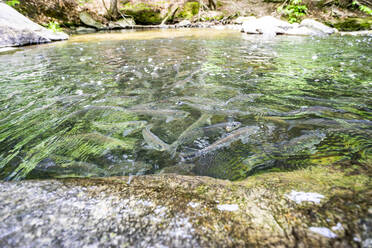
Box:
(180, 96, 226, 106)
(32, 157, 105, 178)
(287, 118, 372, 129)
(278, 106, 347, 117)
(283, 132, 326, 154)
(168, 114, 212, 156)
(104, 160, 153, 176)
(75, 132, 134, 150)
(182, 126, 260, 160)
(92, 121, 148, 136)
(243, 131, 327, 176)
(64, 105, 126, 120)
(128, 108, 189, 123)
(178, 97, 275, 116)
(224, 93, 263, 105)
(169, 67, 202, 89)
(203, 121, 242, 132)
(181, 101, 251, 116)
(142, 125, 170, 151)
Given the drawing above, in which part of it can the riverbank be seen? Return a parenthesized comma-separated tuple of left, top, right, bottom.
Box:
(1, 0, 371, 48)
(11, 0, 372, 33)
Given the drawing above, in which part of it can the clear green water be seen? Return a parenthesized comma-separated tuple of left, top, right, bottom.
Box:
(0, 29, 371, 181)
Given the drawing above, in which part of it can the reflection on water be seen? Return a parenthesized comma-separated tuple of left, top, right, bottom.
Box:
(0, 29, 371, 180)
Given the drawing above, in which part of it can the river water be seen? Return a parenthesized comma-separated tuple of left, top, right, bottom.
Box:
(0, 29, 371, 180)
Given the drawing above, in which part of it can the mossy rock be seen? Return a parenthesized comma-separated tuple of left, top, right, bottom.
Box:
(175, 2, 200, 20)
(1, 163, 370, 247)
(332, 17, 372, 31)
(79, 11, 106, 29)
(121, 3, 163, 25)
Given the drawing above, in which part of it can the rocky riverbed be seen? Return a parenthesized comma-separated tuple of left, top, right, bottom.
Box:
(1, 164, 371, 247)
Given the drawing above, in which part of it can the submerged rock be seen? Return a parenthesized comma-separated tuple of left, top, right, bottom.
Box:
(0, 2, 68, 47)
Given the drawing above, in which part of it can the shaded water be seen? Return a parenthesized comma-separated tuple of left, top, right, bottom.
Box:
(0, 29, 371, 180)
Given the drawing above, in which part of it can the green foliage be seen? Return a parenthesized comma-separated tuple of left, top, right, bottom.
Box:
(121, 3, 163, 24)
(176, 2, 200, 20)
(333, 17, 372, 31)
(277, 0, 307, 23)
(6, 0, 20, 7)
(352, 1, 372, 15)
(47, 21, 62, 33)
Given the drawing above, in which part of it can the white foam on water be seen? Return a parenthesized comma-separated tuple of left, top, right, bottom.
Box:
(217, 204, 239, 212)
(309, 227, 337, 238)
(285, 190, 325, 204)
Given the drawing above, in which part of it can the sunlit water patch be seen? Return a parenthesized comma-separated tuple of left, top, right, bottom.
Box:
(0, 29, 371, 180)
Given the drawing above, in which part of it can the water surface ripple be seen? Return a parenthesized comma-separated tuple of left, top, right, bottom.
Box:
(0, 29, 371, 180)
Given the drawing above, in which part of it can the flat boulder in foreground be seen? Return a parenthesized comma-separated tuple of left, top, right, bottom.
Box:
(0, 2, 68, 48)
(0, 168, 370, 247)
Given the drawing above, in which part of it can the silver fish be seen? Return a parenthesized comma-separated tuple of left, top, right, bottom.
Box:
(183, 126, 260, 160)
(243, 131, 327, 175)
(74, 132, 134, 150)
(284, 132, 326, 154)
(65, 105, 126, 119)
(181, 101, 251, 116)
(129, 108, 189, 123)
(34, 158, 105, 178)
(224, 93, 263, 105)
(142, 125, 170, 151)
(92, 121, 148, 137)
(169, 114, 212, 156)
(203, 121, 242, 132)
(279, 106, 346, 117)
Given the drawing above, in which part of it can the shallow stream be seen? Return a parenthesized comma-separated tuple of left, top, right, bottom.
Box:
(0, 29, 371, 180)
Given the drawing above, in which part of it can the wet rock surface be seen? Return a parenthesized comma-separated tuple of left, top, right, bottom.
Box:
(0, 2, 68, 47)
(0, 169, 370, 247)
